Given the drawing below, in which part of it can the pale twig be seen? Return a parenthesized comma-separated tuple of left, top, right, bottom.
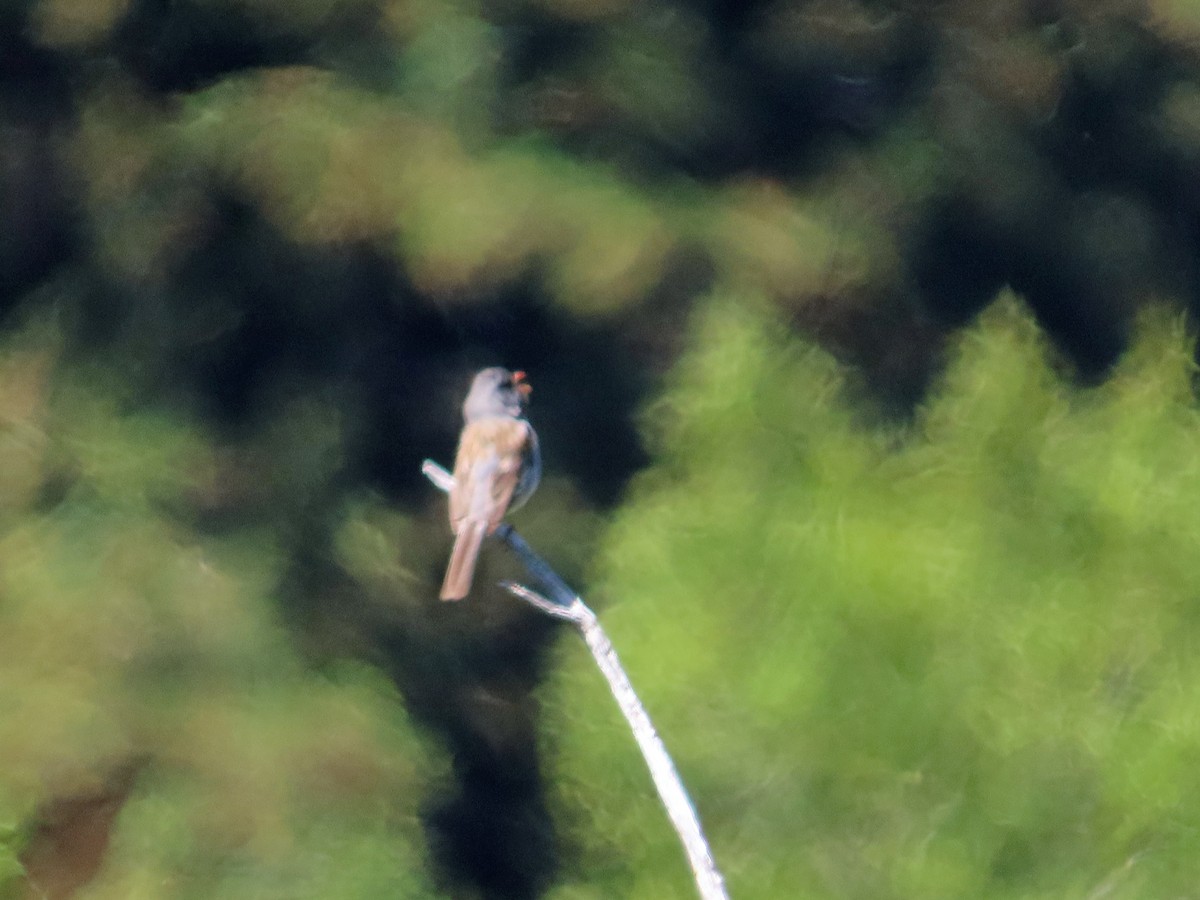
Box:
(421, 459, 455, 492)
(423, 459, 730, 900)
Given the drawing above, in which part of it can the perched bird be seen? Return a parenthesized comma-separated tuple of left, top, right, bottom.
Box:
(440, 367, 541, 600)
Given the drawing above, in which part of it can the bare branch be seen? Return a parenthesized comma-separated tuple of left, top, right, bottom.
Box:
(422, 458, 730, 900)
(422, 459, 456, 492)
(499, 582, 584, 622)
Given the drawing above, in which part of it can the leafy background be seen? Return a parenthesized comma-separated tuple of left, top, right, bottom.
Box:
(4, 0, 1200, 897)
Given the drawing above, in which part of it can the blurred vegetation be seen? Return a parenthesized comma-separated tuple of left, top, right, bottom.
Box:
(4, 0, 1200, 896)
(549, 294, 1200, 898)
(0, 317, 438, 898)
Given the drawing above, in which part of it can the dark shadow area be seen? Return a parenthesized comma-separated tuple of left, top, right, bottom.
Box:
(0, 24, 78, 312)
(111, 0, 313, 93)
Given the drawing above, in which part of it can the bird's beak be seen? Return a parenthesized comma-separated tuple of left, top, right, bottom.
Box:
(513, 370, 532, 396)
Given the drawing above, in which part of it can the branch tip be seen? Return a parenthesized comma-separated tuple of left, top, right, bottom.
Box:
(422, 459, 454, 492)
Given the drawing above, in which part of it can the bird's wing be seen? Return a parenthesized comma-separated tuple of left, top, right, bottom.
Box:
(449, 418, 532, 532)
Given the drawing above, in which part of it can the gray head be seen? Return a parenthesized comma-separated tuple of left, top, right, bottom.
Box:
(462, 367, 531, 421)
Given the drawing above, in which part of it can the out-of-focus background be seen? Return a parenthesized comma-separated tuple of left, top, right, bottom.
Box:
(4, 0, 1200, 897)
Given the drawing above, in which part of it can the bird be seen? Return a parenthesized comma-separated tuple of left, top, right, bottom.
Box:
(440, 367, 541, 600)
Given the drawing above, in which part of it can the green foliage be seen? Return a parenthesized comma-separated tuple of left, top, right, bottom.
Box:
(0, 322, 439, 898)
(65, 50, 857, 319)
(547, 292, 1200, 898)
(82, 664, 436, 899)
(1153, 0, 1200, 38)
(12, 0, 1200, 894)
(0, 819, 24, 897)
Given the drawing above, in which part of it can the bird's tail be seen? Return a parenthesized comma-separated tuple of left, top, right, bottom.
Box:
(440, 518, 487, 600)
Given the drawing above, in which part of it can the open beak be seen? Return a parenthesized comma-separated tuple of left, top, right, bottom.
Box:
(512, 370, 532, 396)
